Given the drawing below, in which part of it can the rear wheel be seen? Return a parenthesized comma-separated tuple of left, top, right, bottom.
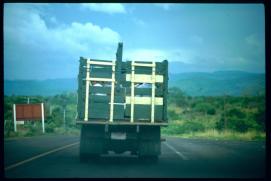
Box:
(138, 126, 161, 162)
(79, 125, 104, 162)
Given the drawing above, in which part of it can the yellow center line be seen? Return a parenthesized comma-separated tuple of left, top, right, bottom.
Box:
(5, 142, 79, 171)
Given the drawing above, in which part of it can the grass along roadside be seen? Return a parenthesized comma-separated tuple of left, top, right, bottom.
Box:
(161, 118, 265, 141)
(162, 129, 265, 141)
(4, 126, 80, 140)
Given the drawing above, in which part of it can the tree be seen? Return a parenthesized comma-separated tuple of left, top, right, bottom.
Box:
(254, 107, 265, 131)
(168, 87, 188, 108)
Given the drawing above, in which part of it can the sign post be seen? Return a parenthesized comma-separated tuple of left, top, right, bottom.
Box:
(13, 104, 17, 132)
(41, 103, 45, 133)
(13, 103, 45, 133)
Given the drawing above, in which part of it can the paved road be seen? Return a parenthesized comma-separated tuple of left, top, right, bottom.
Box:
(4, 135, 266, 178)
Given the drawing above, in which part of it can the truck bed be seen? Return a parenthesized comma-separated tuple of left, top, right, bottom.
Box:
(77, 43, 168, 125)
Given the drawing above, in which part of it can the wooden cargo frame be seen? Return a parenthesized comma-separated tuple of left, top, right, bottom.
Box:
(84, 59, 116, 123)
(77, 44, 168, 125)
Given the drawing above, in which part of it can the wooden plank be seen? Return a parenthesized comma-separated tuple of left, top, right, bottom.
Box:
(151, 61, 156, 123)
(132, 62, 155, 67)
(86, 71, 112, 79)
(80, 91, 124, 97)
(125, 105, 164, 121)
(163, 60, 168, 121)
(126, 74, 163, 83)
(87, 103, 124, 119)
(89, 86, 124, 95)
(87, 58, 114, 63)
(130, 60, 135, 123)
(123, 62, 166, 73)
(84, 77, 115, 82)
(125, 96, 163, 105)
(126, 88, 163, 96)
(89, 95, 124, 103)
(84, 63, 90, 121)
(116, 42, 123, 88)
(87, 60, 115, 66)
(109, 62, 116, 122)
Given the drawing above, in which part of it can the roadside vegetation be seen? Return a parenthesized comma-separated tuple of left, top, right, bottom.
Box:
(162, 87, 265, 141)
(4, 93, 80, 139)
(4, 87, 265, 141)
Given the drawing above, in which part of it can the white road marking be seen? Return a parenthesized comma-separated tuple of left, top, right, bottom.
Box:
(164, 142, 189, 160)
(5, 142, 79, 171)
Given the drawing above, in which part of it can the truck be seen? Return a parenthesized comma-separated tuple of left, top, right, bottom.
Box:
(76, 43, 168, 161)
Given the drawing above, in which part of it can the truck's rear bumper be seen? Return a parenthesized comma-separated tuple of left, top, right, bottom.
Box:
(76, 120, 168, 126)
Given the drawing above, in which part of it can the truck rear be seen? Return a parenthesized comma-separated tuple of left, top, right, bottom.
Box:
(76, 43, 168, 161)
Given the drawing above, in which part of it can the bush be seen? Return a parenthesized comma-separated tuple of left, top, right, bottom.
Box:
(227, 108, 246, 119)
(193, 102, 215, 115)
(162, 124, 185, 135)
(216, 117, 224, 131)
(168, 110, 179, 120)
(182, 121, 205, 133)
(46, 122, 56, 133)
(254, 108, 265, 131)
(207, 108, 216, 115)
(216, 116, 259, 133)
(227, 117, 249, 132)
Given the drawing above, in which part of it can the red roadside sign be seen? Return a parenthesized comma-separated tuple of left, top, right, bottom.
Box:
(15, 104, 43, 120)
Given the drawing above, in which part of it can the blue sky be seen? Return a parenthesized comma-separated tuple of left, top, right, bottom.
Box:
(4, 3, 265, 80)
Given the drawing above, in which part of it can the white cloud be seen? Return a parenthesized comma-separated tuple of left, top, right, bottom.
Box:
(123, 48, 194, 63)
(124, 49, 166, 61)
(81, 3, 126, 14)
(154, 3, 173, 11)
(4, 4, 121, 57)
(4, 4, 122, 79)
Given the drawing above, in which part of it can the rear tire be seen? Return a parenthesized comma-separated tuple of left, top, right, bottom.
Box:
(79, 125, 104, 162)
(138, 126, 161, 162)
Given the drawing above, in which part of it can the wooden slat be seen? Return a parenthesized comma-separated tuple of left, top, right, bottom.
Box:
(87, 95, 124, 103)
(126, 74, 163, 83)
(89, 86, 124, 95)
(109, 61, 116, 122)
(130, 60, 135, 123)
(87, 60, 115, 66)
(126, 96, 163, 105)
(123, 61, 166, 73)
(84, 77, 115, 82)
(87, 103, 124, 119)
(126, 88, 164, 96)
(125, 105, 163, 120)
(151, 60, 156, 123)
(132, 62, 155, 67)
(163, 60, 168, 121)
(84, 63, 90, 121)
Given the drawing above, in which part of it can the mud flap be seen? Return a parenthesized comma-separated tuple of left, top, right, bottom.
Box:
(138, 126, 161, 158)
(79, 125, 104, 162)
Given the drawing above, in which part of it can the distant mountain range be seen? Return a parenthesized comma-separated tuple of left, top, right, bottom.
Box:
(169, 71, 265, 96)
(4, 78, 77, 96)
(4, 71, 265, 96)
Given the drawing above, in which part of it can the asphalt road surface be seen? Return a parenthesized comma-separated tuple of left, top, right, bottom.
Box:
(4, 134, 266, 178)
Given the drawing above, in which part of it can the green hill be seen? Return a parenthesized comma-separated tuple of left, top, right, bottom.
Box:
(169, 71, 265, 96)
(4, 71, 265, 96)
